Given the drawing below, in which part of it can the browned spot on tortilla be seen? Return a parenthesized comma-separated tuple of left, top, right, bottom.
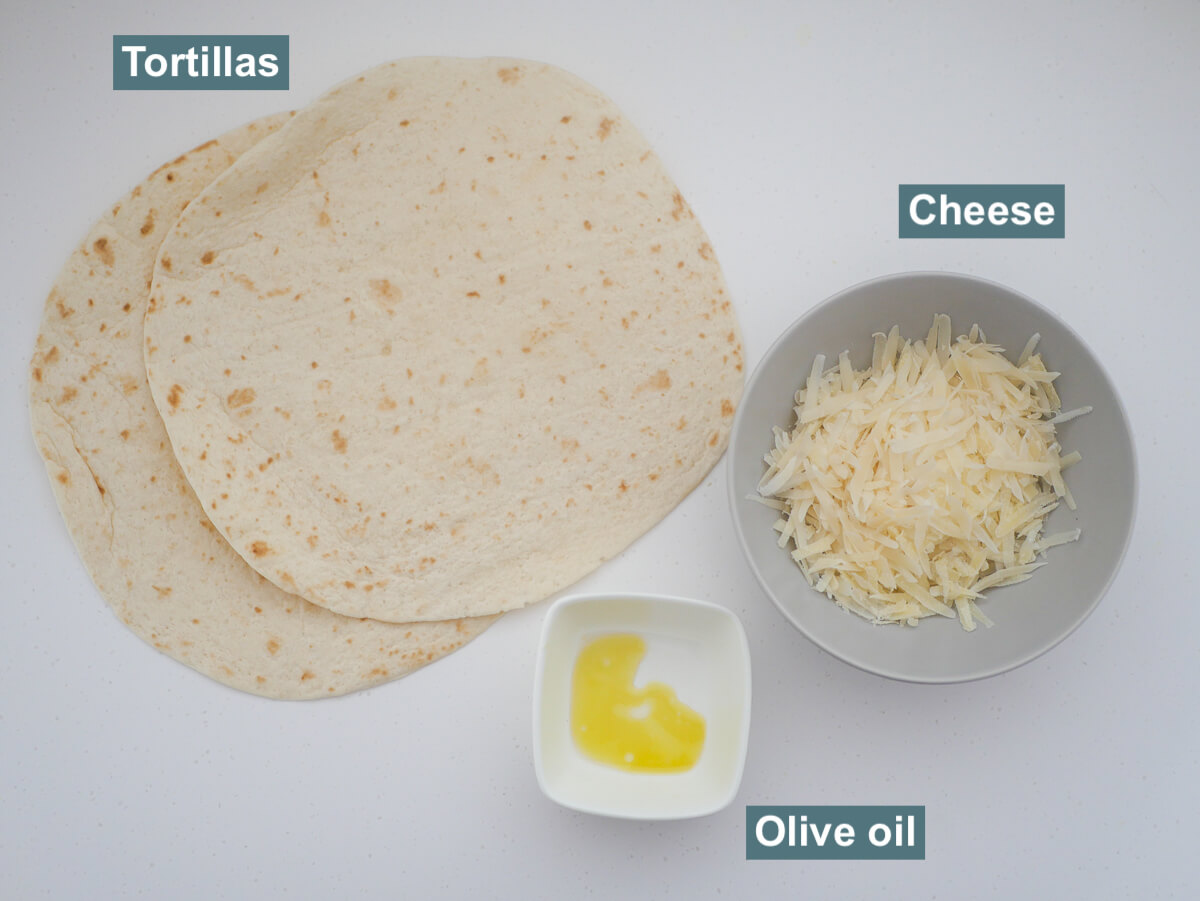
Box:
(167, 384, 183, 408)
(59, 386, 78, 403)
(56, 471, 69, 484)
(91, 237, 115, 266)
(256, 676, 266, 684)
(227, 387, 255, 408)
(200, 250, 215, 264)
(721, 399, 735, 417)
(498, 274, 506, 284)
(160, 254, 172, 272)
(317, 210, 331, 227)
(32, 368, 42, 383)
(633, 369, 671, 394)
(332, 430, 348, 453)
(670, 192, 689, 221)
(152, 585, 172, 597)
(119, 429, 130, 440)
(370, 279, 399, 302)
(400, 119, 410, 127)
(466, 291, 480, 298)
(619, 480, 629, 492)
(43, 346, 60, 364)
(597, 117, 615, 140)
(139, 210, 155, 236)
(583, 220, 592, 230)
(300, 671, 315, 681)
(307, 535, 319, 548)
(251, 541, 270, 557)
(561, 115, 572, 123)
(430, 180, 446, 195)
(165, 172, 175, 182)
(708, 431, 720, 446)
(378, 396, 397, 411)
(497, 66, 521, 84)
(387, 87, 397, 100)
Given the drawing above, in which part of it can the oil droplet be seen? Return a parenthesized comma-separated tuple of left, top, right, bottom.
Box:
(570, 633, 705, 772)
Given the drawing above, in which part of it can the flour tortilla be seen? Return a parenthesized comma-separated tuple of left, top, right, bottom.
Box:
(144, 58, 745, 623)
(29, 116, 496, 699)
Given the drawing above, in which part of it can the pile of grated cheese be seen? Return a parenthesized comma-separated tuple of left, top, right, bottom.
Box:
(756, 314, 1089, 631)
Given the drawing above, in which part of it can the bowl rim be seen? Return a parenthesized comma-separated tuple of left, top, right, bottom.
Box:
(531, 591, 753, 819)
(727, 269, 1139, 684)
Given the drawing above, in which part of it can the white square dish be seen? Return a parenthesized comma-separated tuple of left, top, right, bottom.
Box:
(532, 593, 752, 820)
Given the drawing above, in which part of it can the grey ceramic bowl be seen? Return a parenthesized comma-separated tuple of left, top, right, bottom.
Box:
(728, 272, 1136, 683)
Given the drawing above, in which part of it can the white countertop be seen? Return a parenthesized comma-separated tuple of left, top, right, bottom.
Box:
(3, 1, 1197, 897)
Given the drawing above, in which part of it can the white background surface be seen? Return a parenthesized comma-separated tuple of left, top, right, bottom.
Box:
(3, 1, 1198, 897)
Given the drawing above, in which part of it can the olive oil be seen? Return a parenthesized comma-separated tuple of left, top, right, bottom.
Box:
(570, 633, 705, 772)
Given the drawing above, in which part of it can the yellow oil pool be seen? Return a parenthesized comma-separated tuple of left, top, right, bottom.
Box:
(570, 633, 705, 772)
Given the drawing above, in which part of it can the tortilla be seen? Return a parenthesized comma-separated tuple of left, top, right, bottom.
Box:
(29, 115, 496, 699)
(143, 58, 745, 623)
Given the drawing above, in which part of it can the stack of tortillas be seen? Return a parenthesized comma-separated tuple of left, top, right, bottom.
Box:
(29, 58, 744, 699)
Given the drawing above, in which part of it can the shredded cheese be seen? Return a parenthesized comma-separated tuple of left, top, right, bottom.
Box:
(757, 314, 1088, 631)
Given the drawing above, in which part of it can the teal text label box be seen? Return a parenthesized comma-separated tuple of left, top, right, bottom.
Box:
(899, 184, 1064, 238)
(747, 805, 925, 860)
(113, 35, 289, 90)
